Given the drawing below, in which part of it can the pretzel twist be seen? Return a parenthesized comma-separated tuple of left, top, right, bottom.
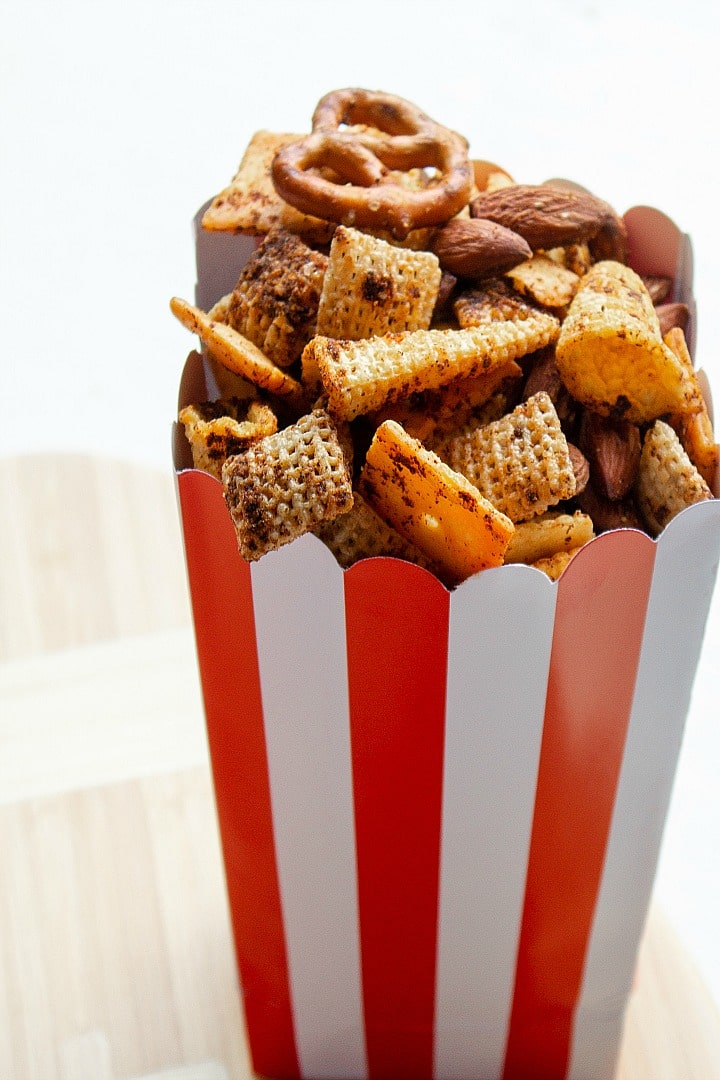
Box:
(271, 89, 473, 239)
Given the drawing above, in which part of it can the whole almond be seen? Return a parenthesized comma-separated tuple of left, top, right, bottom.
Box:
(576, 482, 643, 533)
(430, 217, 531, 278)
(470, 184, 627, 260)
(656, 301, 690, 336)
(579, 411, 641, 501)
(567, 443, 590, 496)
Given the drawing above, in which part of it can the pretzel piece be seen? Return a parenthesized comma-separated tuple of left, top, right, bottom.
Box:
(272, 89, 473, 239)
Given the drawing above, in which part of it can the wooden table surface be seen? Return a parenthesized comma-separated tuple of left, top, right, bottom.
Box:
(2, 455, 720, 1080)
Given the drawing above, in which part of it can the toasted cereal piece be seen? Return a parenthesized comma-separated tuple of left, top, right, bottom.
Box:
(454, 278, 543, 328)
(531, 546, 584, 580)
(226, 227, 328, 367)
(636, 419, 713, 536)
(315, 489, 437, 572)
(543, 242, 593, 278)
(201, 130, 335, 242)
(359, 420, 514, 585)
(179, 397, 278, 480)
(222, 407, 353, 560)
(304, 311, 560, 421)
(434, 392, 577, 522)
(170, 297, 307, 408)
(555, 261, 703, 423)
(505, 253, 581, 309)
(664, 327, 719, 487)
(371, 361, 523, 444)
(504, 510, 594, 565)
(316, 226, 441, 340)
(208, 293, 233, 322)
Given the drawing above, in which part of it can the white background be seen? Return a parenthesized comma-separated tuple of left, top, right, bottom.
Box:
(3, 0, 720, 1009)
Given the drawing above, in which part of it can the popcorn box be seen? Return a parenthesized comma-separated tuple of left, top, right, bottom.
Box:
(173, 203, 720, 1080)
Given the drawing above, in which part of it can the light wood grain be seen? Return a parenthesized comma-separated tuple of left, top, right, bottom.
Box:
(2, 454, 720, 1079)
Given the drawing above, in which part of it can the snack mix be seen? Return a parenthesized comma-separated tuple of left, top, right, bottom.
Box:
(173, 88, 718, 588)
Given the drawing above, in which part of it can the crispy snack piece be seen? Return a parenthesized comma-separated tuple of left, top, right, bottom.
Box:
(454, 278, 544, 328)
(303, 311, 559, 421)
(316, 225, 441, 339)
(555, 261, 703, 423)
(227, 227, 328, 367)
(179, 397, 278, 480)
(359, 420, 514, 585)
(222, 407, 353, 560)
(201, 130, 335, 242)
(665, 327, 719, 487)
(504, 510, 594, 565)
(636, 420, 713, 536)
(372, 360, 523, 444)
(170, 297, 307, 408)
(315, 489, 437, 572)
(434, 392, 577, 522)
(531, 546, 585, 580)
(505, 253, 580, 309)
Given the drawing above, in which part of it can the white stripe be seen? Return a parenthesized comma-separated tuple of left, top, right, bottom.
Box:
(435, 564, 558, 1080)
(251, 535, 367, 1080)
(569, 500, 720, 1080)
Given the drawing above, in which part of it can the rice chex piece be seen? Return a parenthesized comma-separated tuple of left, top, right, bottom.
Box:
(505, 253, 581, 309)
(227, 227, 328, 367)
(555, 260, 703, 423)
(315, 490, 436, 572)
(454, 278, 543, 328)
(316, 226, 441, 340)
(636, 420, 713, 537)
(222, 408, 353, 560)
(434, 392, 577, 522)
(179, 397, 278, 480)
(303, 311, 559, 421)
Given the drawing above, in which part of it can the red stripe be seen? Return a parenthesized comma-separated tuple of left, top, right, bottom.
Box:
(502, 531, 656, 1080)
(177, 470, 300, 1079)
(344, 559, 450, 1080)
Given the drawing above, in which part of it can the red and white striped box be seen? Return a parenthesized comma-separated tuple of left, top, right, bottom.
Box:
(174, 203, 720, 1080)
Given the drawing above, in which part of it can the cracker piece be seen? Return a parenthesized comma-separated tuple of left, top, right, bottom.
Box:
(434, 392, 577, 522)
(505, 253, 580, 309)
(226, 227, 328, 367)
(170, 297, 307, 408)
(665, 327, 719, 487)
(207, 293, 233, 322)
(636, 419, 713, 536)
(555, 261, 704, 423)
(222, 407, 353, 560)
(316, 489, 437, 572)
(179, 398, 278, 480)
(201, 130, 334, 242)
(303, 311, 560, 421)
(504, 510, 594, 565)
(359, 420, 514, 586)
(454, 278, 543, 328)
(316, 226, 441, 340)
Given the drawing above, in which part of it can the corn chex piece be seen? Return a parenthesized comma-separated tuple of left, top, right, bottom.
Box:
(505, 253, 581, 309)
(316, 225, 441, 340)
(504, 510, 594, 565)
(201, 130, 335, 242)
(222, 407, 353, 561)
(304, 311, 559, 421)
(664, 327, 719, 487)
(179, 397, 278, 480)
(454, 278, 544, 328)
(316, 490, 437, 572)
(434, 392, 577, 522)
(555, 261, 704, 423)
(359, 420, 514, 586)
(227, 227, 328, 367)
(636, 419, 713, 536)
(170, 297, 307, 409)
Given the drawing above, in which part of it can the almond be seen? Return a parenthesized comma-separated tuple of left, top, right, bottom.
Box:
(469, 184, 627, 260)
(579, 411, 641, 501)
(576, 482, 643, 533)
(430, 217, 531, 278)
(567, 443, 590, 496)
(656, 301, 690, 337)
